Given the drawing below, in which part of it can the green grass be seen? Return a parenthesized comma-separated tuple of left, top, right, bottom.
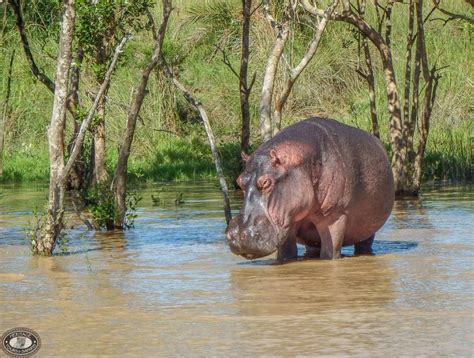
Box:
(0, 0, 472, 184)
(1, 146, 49, 182)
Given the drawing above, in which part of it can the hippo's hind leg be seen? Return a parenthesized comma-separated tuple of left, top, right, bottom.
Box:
(304, 245, 320, 258)
(354, 234, 375, 255)
(313, 215, 347, 260)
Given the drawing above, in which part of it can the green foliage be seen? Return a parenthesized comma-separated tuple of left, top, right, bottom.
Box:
(75, 0, 154, 83)
(84, 183, 116, 230)
(75, 0, 153, 51)
(22, 0, 62, 39)
(183, 0, 241, 50)
(83, 183, 141, 230)
(25, 206, 47, 249)
(124, 190, 142, 229)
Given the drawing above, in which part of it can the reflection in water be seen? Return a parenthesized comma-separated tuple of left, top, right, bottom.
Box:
(392, 198, 432, 229)
(230, 257, 394, 316)
(0, 182, 472, 356)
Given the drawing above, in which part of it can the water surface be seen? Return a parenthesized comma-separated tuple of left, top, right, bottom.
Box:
(0, 182, 473, 356)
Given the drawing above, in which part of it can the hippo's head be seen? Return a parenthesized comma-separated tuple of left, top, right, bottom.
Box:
(227, 144, 316, 259)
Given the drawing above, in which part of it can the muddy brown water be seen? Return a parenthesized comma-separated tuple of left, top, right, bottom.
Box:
(0, 182, 472, 357)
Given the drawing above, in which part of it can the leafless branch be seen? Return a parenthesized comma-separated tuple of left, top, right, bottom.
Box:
(272, 0, 339, 132)
(355, 0, 379, 138)
(250, 1, 263, 17)
(432, 0, 474, 24)
(214, 44, 241, 82)
(299, 0, 325, 17)
(0, 49, 15, 176)
(260, 0, 293, 141)
(8, 0, 55, 93)
(112, 0, 172, 228)
(248, 71, 257, 92)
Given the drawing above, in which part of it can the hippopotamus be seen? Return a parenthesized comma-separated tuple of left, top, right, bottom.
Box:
(226, 117, 394, 261)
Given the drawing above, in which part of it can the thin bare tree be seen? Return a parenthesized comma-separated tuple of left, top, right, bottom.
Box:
(239, 0, 254, 158)
(9, 0, 86, 190)
(355, 0, 379, 138)
(412, 0, 441, 191)
(272, 0, 338, 135)
(147, 1, 233, 225)
(259, 0, 293, 142)
(66, 47, 85, 190)
(0, 49, 15, 177)
(214, 0, 256, 168)
(260, 0, 338, 141)
(112, 0, 172, 229)
(8, 0, 56, 93)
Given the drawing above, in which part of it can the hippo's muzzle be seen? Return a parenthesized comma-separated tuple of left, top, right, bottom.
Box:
(226, 214, 279, 259)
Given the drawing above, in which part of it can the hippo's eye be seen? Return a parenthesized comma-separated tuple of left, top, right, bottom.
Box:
(256, 176, 273, 193)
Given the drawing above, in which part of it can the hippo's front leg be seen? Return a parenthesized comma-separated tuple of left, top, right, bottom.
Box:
(314, 215, 347, 259)
(276, 231, 297, 262)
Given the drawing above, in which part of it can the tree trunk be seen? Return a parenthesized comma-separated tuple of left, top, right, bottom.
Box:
(91, 104, 108, 185)
(0, 49, 15, 177)
(66, 47, 85, 190)
(198, 104, 232, 226)
(113, 0, 172, 229)
(32, 0, 75, 256)
(239, 0, 252, 162)
(331, 9, 407, 194)
(356, 0, 379, 138)
(91, 44, 110, 186)
(64, 35, 130, 183)
(413, 71, 438, 192)
(412, 0, 439, 193)
(402, 0, 415, 161)
(362, 38, 380, 138)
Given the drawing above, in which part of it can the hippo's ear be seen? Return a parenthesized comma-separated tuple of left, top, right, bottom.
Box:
(241, 151, 250, 163)
(269, 149, 284, 167)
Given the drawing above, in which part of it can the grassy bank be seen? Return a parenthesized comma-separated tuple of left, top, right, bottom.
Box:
(1, 123, 470, 184)
(0, 0, 472, 184)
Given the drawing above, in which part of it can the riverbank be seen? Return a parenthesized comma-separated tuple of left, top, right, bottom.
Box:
(0, 125, 471, 184)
